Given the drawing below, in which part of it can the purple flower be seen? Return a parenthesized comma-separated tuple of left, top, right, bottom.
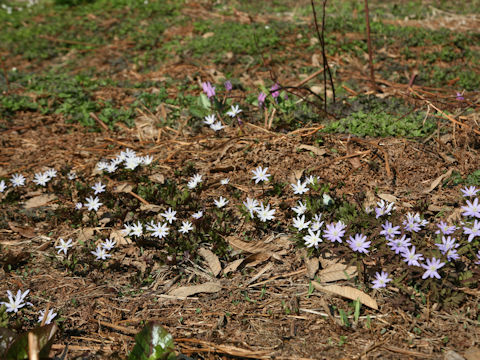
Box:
(201, 81, 216, 99)
(323, 221, 346, 243)
(347, 233, 371, 254)
(456, 92, 464, 101)
(402, 212, 426, 233)
(421, 257, 445, 279)
(435, 236, 460, 261)
(461, 186, 479, 197)
(401, 246, 424, 267)
(461, 198, 480, 218)
(475, 250, 480, 265)
(435, 221, 457, 235)
(258, 92, 267, 108)
(387, 235, 411, 254)
(380, 220, 401, 240)
(270, 83, 280, 98)
(371, 271, 392, 289)
(463, 219, 480, 242)
(224, 80, 232, 91)
(375, 200, 395, 218)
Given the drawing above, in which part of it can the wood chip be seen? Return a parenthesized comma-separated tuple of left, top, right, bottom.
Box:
(24, 194, 57, 209)
(312, 282, 378, 310)
(168, 282, 222, 297)
(198, 247, 222, 277)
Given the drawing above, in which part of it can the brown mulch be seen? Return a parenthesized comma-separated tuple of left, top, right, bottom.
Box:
(1, 112, 480, 359)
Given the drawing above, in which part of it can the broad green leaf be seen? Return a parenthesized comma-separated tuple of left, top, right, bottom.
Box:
(128, 322, 176, 360)
(4, 324, 57, 360)
(198, 93, 211, 110)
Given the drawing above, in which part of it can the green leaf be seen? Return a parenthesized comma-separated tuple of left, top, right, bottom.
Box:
(128, 322, 176, 360)
(353, 299, 361, 323)
(3, 324, 57, 360)
(198, 93, 211, 110)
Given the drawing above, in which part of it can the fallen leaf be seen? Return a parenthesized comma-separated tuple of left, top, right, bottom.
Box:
(223, 259, 244, 275)
(318, 262, 357, 282)
(312, 282, 378, 310)
(444, 350, 465, 360)
(243, 252, 271, 268)
(226, 236, 286, 256)
(77, 228, 95, 243)
(378, 193, 397, 203)
(148, 173, 165, 184)
(465, 347, 480, 360)
(113, 183, 133, 193)
(110, 229, 131, 246)
(298, 144, 326, 156)
(247, 262, 274, 284)
(24, 194, 57, 209)
(8, 222, 36, 238)
(168, 282, 221, 297)
(305, 257, 319, 279)
(139, 204, 163, 212)
(198, 248, 222, 277)
(423, 168, 454, 194)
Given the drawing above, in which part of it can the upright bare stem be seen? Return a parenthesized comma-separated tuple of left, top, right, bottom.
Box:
(311, 0, 336, 112)
(364, 0, 377, 91)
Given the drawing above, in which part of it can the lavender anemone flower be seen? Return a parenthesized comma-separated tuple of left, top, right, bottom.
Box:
(201, 81, 216, 99)
(258, 92, 267, 108)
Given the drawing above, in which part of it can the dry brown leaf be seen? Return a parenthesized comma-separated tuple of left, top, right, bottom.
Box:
(227, 235, 288, 258)
(149, 173, 165, 184)
(465, 347, 480, 360)
(168, 282, 221, 297)
(223, 258, 244, 275)
(423, 168, 454, 194)
(77, 228, 95, 243)
(113, 183, 133, 193)
(8, 222, 36, 238)
(312, 282, 378, 310)
(378, 193, 397, 203)
(139, 204, 163, 212)
(305, 257, 319, 279)
(24, 194, 57, 209)
(247, 262, 274, 284)
(109, 229, 131, 246)
(298, 144, 326, 156)
(198, 247, 222, 277)
(243, 252, 271, 268)
(318, 262, 357, 282)
(123, 258, 147, 274)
